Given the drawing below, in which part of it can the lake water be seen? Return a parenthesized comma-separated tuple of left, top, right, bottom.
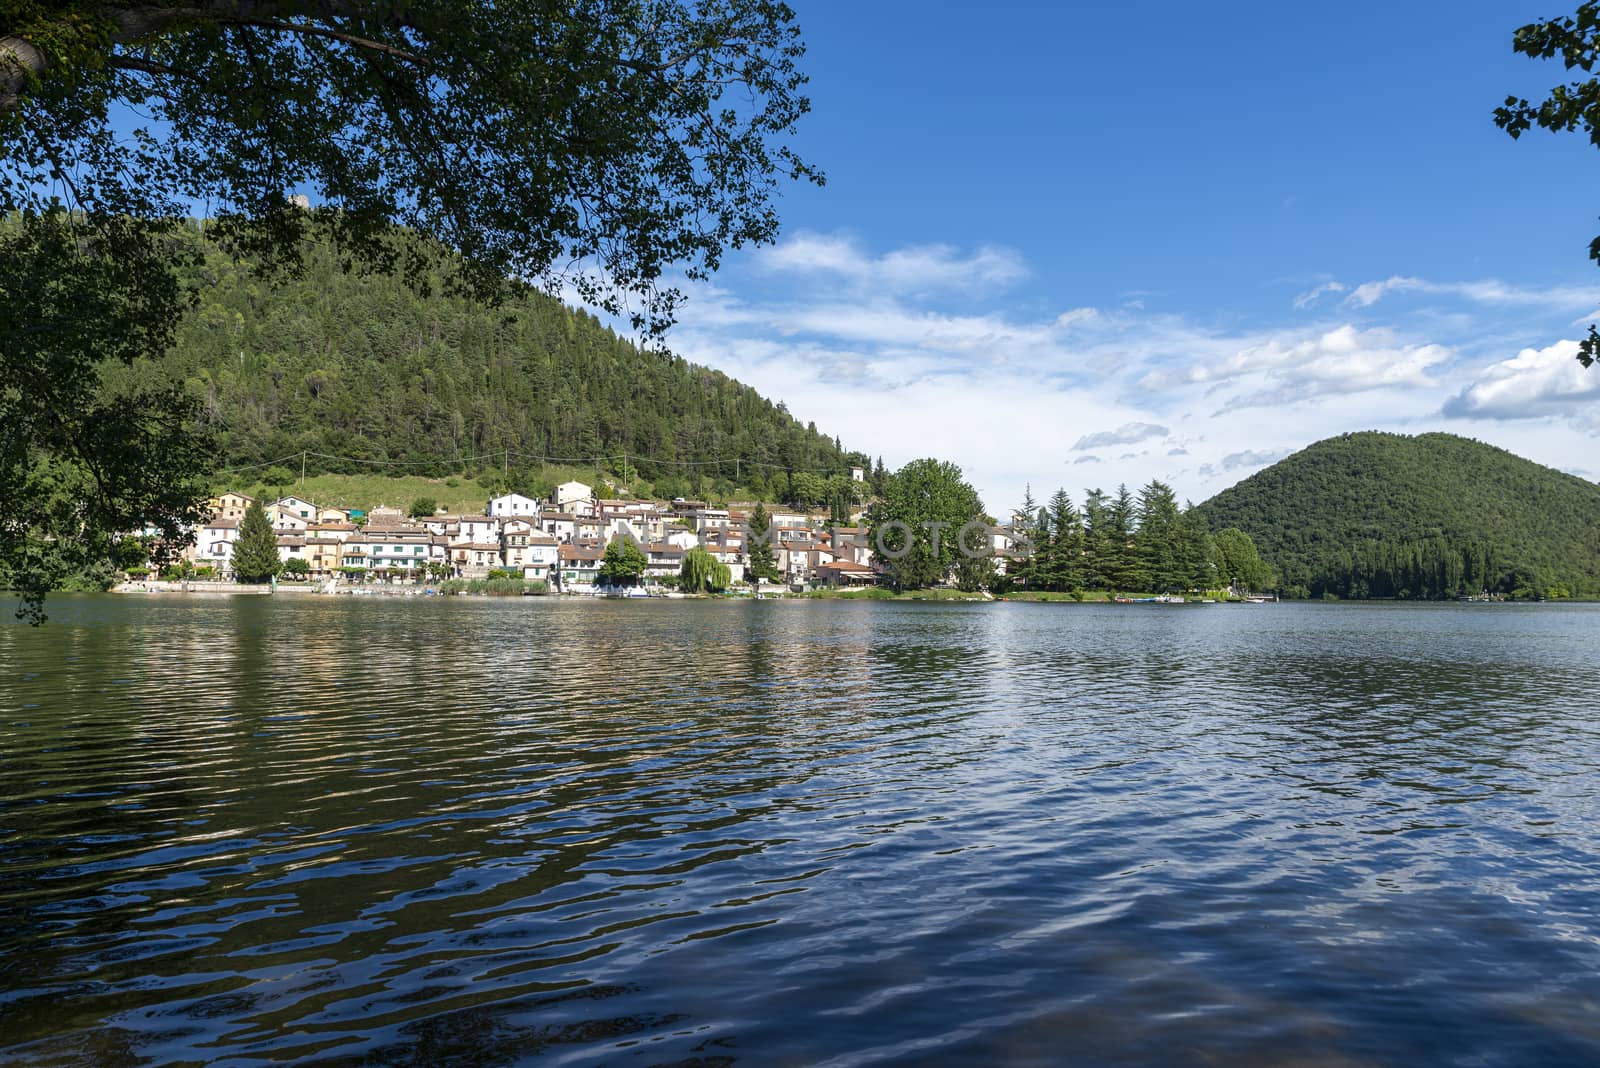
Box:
(2, 595, 1600, 1065)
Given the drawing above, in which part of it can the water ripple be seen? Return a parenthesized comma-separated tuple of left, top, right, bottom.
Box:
(2, 597, 1600, 1064)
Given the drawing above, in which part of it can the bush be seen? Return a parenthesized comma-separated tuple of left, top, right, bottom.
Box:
(442, 576, 529, 596)
(409, 496, 438, 518)
(282, 558, 311, 577)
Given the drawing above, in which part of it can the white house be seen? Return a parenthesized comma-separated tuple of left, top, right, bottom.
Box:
(552, 480, 593, 512)
(503, 526, 560, 581)
(195, 518, 238, 573)
(271, 496, 319, 524)
(538, 512, 577, 543)
(556, 542, 604, 591)
(272, 510, 311, 535)
(488, 493, 540, 517)
(458, 515, 502, 544)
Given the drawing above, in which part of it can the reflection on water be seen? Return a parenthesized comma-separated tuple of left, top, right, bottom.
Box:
(3, 597, 1600, 1065)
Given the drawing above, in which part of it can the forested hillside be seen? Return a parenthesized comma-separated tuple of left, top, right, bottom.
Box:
(146, 227, 864, 503)
(1194, 432, 1600, 599)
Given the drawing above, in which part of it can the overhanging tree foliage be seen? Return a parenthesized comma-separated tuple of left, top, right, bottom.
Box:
(2, 0, 821, 330)
(1, 0, 822, 619)
(1495, 3, 1600, 366)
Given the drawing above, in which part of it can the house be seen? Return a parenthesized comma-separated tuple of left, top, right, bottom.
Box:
(664, 528, 699, 550)
(275, 535, 309, 569)
(693, 508, 731, 535)
(537, 512, 577, 543)
(850, 465, 865, 482)
(306, 521, 357, 543)
(449, 541, 502, 579)
(368, 533, 435, 577)
(829, 526, 874, 567)
(270, 496, 319, 524)
(777, 541, 835, 584)
(305, 537, 343, 576)
(338, 536, 370, 573)
(317, 506, 352, 525)
(207, 491, 254, 522)
(816, 560, 876, 587)
(556, 542, 604, 591)
(458, 515, 502, 544)
(503, 525, 560, 582)
(194, 518, 239, 574)
(272, 510, 311, 535)
(488, 493, 540, 517)
(551, 480, 593, 513)
(419, 515, 460, 537)
(643, 542, 687, 581)
(365, 506, 406, 528)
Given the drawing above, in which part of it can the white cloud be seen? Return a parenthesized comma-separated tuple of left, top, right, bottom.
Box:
(1072, 422, 1168, 450)
(1343, 276, 1600, 311)
(756, 232, 1027, 293)
(653, 237, 1600, 512)
(1221, 448, 1291, 471)
(1293, 281, 1346, 309)
(1442, 339, 1600, 419)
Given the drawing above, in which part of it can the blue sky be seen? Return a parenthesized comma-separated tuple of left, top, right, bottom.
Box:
(656, 0, 1600, 512)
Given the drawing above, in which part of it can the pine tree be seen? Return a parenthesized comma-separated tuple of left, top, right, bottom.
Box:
(1045, 488, 1083, 591)
(1102, 484, 1140, 591)
(1134, 480, 1181, 592)
(746, 501, 780, 583)
(1081, 488, 1109, 589)
(232, 500, 282, 584)
(1011, 484, 1039, 588)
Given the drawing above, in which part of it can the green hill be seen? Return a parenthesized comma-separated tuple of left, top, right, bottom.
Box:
(139, 228, 866, 505)
(1193, 432, 1600, 599)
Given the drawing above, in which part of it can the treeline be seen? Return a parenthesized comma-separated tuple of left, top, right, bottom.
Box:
(1194, 432, 1600, 599)
(1009, 481, 1272, 594)
(148, 224, 870, 504)
(1312, 537, 1565, 601)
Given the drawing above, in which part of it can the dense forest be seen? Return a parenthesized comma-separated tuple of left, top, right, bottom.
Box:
(1193, 432, 1600, 599)
(1008, 482, 1272, 595)
(142, 225, 870, 504)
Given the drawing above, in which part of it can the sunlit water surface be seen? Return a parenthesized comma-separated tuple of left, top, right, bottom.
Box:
(3, 596, 1600, 1066)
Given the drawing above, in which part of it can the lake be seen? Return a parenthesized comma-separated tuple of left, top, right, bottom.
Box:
(3, 595, 1599, 1065)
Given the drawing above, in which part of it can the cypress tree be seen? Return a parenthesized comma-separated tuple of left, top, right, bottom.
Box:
(746, 501, 780, 582)
(232, 500, 282, 584)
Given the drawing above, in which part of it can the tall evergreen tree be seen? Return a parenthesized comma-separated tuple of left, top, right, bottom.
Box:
(1044, 488, 1083, 591)
(1011, 484, 1040, 589)
(1134, 480, 1181, 591)
(1081, 489, 1110, 590)
(1103, 484, 1140, 591)
(1175, 505, 1216, 591)
(746, 502, 781, 583)
(232, 500, 282, 584)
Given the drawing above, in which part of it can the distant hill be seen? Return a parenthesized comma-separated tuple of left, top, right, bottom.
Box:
(1193, 432, 1600, 599)
(142, 229, 863, 504)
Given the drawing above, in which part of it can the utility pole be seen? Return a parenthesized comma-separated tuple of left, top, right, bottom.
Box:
(300, 451, 306, 491)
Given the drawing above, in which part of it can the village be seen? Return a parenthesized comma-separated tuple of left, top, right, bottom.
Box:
(171, 471, 919, 594)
